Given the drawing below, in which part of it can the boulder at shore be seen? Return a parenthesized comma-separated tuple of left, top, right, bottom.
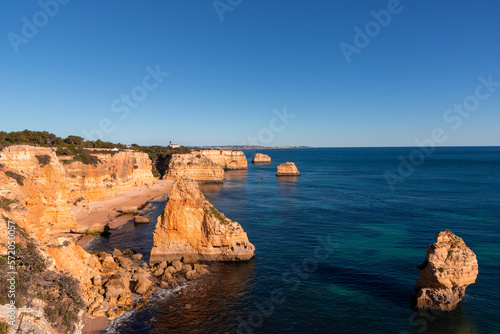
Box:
(276, 162, 300, 176)
(413, 230, 478, 311)
(150, 178, 255, 263)
(252, 153, 271, 164)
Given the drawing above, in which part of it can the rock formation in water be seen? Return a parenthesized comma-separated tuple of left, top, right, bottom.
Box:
(413, 230, 478, 311)
(162, 153, 224, 183)
(276, 162, 300, 176)
(198, 149, 248, 170)
(150, 178, 255, 263)
(252, 153, 271, 163)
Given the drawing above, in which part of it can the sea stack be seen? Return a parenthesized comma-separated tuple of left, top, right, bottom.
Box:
(252, 153, 271, 164)
(150, 177, 255, 264)
(276, 162, 300, 176)
(413, 230, 478, 311)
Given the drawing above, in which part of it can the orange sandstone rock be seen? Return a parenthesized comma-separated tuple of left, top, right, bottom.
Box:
(413, 230, 478, 311)
(276, 162, 300, 176)
(252, 153, 271, 163)
(162, 153, 224, 183)
(150, 178, 255, 263)
(198, 149, 248, 170)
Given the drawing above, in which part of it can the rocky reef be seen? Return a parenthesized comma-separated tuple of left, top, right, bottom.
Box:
(276, 162, 300, 176)
(198, 149, 248, 170)
(413, 230, 478, 311)
(150, 178, 255, 263)
(162, 153, 224, 183)
(252, 153, 271, 163)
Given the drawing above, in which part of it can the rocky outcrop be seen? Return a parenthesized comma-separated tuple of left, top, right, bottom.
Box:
(162, 154, 224, 183)
(413, 230, 478, 311)
(198, 150, 248, 170)
(0, 146, 79, 243)
(276, 162, 300, 176)
(0, 146, 156, 243)
(252, 153, 271, 163)
(150, 178, 255, 263)
(63, 151, 156, 202)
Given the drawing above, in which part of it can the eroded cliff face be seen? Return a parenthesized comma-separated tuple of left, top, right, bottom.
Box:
(150, 178, 255, 263)
(63, 151, 156, 201)
(0, 146, 156, 244)
(276, 162, 300, 176)
(162, 154, 224, 183)
(0, 146, 78, 243)
(252, 153, 271, 163)
(0, 145, 158, 333)
(198, 150, 248, 170)
(414, 230, 478, 311)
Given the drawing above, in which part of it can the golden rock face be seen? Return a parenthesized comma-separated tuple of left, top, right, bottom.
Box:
(198, 149, 248, 170)
(0, 145, 155, 244)
(150, 177, 255, 264)
(163, 153, 225, 183)
(414, 230, 478, 311)
(276, 162, 300, 176)
(252, 153, 271, 163)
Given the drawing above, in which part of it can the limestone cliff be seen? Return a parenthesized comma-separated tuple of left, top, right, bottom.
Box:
(252, 153, 271, 163)
(276, 162, 300, 176)
(150, 178, 255, 263)
(413, 230, 478, 311)
(0, 145, 160, 333)
(63, 151, 156, 202)
(0, 145, 79, 243)
(198, 149, 248, 170)
(162, 154, 224, 183)
(0, 145, 156, 244)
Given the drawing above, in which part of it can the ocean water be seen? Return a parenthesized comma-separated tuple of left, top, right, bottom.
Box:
(87, 147, 500, 334)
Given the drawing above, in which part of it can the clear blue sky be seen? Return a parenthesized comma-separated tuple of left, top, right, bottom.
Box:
(1, 0, 499, 147)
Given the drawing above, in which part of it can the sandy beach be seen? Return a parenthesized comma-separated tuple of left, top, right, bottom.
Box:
(71, 179, 174, 247)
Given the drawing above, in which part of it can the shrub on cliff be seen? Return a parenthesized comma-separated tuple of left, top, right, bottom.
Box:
(0, 223, 85, 333)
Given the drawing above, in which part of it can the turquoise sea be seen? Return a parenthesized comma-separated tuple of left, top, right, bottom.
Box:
(87, 147, 500, 333)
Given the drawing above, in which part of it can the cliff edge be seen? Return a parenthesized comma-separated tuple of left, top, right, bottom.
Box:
(150, 178, 255, 263)
(162, 153, 224, 183)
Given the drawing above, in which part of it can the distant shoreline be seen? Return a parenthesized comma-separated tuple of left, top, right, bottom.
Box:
(200, 146, 314, 150)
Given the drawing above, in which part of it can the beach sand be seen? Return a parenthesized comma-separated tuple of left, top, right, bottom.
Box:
(71, 179, 174, 247)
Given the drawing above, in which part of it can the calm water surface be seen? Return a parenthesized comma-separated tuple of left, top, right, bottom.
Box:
(87, 147, 500, 334)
